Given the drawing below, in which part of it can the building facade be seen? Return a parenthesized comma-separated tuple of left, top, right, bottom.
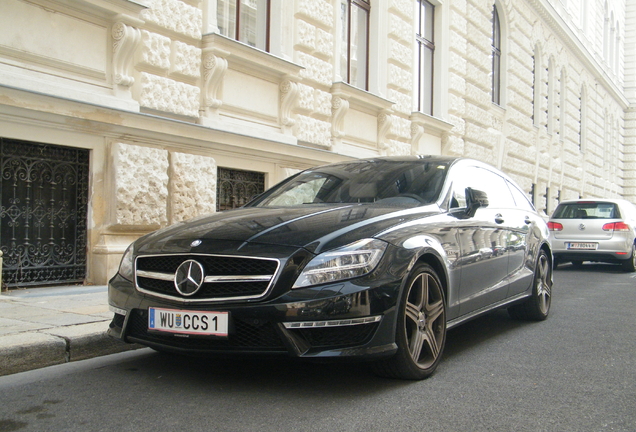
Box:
(0, 0, 633, 287)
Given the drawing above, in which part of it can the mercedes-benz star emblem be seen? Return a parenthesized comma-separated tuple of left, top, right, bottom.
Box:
(174, 260, 205, 296)
(579, 223, 586, 231)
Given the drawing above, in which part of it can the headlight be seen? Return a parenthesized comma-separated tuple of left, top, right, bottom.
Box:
(118, 243, 134, 281)
(292, 239, 388, 288)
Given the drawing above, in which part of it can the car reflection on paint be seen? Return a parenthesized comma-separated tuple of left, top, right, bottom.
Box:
(108, 156, 552, 380)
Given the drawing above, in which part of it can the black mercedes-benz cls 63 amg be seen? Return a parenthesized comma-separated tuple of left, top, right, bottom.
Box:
(108, 156, 552, 379)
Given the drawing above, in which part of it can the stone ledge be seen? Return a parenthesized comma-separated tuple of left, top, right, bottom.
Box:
(0, 332, 67, 376)
(0, 322, 142, 376)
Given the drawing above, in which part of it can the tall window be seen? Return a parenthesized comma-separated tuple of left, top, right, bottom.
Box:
(217, 0, 270, 51)
(559, 68, 566, 138)
(547, 58, 554, 134)
(416, 0, 435, 115)
(579, 86, 587, 152)
(491, 4, 501, 105)
(340, 0, 370, 90)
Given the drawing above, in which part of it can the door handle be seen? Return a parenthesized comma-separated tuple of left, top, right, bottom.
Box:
(495, 214, 504, 224)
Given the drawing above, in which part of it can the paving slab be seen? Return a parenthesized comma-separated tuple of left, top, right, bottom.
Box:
(0, 285, 142, 376)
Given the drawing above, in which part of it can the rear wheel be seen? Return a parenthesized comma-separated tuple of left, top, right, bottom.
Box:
(621, 243, 636, 272)
(371, 263, 446, 380)
(508, 250, 552, 321)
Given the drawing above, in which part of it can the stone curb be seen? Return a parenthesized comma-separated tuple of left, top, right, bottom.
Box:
(0, 321, 141, 376)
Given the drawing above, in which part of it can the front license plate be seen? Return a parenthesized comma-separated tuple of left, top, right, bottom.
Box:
(566, 242, 598, 250)
(148, 307, 229, 337)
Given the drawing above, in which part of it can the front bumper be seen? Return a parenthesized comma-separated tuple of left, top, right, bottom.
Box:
(107, 273, 401, 360)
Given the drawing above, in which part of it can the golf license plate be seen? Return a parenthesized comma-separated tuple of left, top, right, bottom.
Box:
(566, 242, 598, 250)
(148, 307, 229, 337)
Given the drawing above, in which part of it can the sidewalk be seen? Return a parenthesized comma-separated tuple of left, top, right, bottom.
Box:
(0, 285, 140, 376)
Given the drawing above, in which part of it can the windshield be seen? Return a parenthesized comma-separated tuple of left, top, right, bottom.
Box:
(552, 202, 621, 219)
(251, 159, 450, 207)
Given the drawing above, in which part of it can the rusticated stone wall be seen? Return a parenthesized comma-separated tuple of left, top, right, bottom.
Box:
(169, 152, 217, 222)
(293, 0, 335, 148)
(114, 143, 169, 227)
(132, 0, 203, 118)
(1, 0, 633, 285)
(112, 143, 217, 229)
(446, 0, 628, 214)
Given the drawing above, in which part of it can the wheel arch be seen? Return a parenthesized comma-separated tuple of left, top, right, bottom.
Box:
(540, 241, 553, 266)
(412, 252, 449, 302)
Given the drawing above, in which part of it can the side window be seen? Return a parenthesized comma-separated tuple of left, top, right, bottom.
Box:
(507, 181, 535, 211)
(450, 167, 514, 209)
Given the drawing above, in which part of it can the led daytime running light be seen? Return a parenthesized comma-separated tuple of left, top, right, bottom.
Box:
(293, 239, 387, 288)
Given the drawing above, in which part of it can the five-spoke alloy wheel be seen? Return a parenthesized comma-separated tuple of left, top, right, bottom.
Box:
(372, 263, 446, 380)
(508, 249, 552, 321)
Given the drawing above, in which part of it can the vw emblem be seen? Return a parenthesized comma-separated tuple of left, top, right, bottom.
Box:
(578, 223, 586, 231)
(191, 239, 202, 247)
(174, 260, 205, 296)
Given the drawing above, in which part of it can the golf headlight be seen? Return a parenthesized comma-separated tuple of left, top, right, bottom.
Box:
(293, 239, 388, 288)
(118, 243, 134, 281)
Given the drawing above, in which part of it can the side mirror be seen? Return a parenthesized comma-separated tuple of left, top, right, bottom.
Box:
(465, 187, 489, 218)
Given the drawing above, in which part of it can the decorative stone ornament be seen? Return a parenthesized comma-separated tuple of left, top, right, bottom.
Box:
(201, 51, 228, 112)
(112, 22, 141, 87)
(280, 78, 299, 130)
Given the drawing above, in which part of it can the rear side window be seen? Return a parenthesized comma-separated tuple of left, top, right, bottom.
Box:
(552, 202, 621, 219)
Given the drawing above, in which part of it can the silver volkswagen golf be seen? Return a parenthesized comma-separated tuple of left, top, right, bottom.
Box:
(548, 199, 636, 271)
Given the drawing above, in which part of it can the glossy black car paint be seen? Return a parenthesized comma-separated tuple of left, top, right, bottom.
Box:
(108, 156, 552, 374)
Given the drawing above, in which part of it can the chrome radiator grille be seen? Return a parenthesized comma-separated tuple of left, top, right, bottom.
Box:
(134, 254, 279, 302)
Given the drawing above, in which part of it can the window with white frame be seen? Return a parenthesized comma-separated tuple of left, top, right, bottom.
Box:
(217, 0, 270, 51)
(491, 4, 501, 105)
(340, 0, 370, 90)
(416, 0, 435, 115)
(579, 86, 587, 152)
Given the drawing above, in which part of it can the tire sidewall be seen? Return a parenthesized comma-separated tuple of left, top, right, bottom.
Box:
(393, 262, 447, 379)
(533, 249, 551, 319)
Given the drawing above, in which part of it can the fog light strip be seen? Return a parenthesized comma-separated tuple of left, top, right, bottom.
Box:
(109, 305, 128, 316)
(283, 315, 381, 329)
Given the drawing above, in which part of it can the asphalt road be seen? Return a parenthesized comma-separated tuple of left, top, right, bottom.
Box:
(1, 263, 634, 432)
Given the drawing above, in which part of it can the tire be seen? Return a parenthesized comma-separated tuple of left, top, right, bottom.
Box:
(621, 243, 636, 272)
(508, 250, 552, 321)
(371, 263, 446, 380)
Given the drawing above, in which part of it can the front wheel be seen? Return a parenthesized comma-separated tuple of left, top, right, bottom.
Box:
(508, 249, 552, 321)
(371, 263, 446, 380)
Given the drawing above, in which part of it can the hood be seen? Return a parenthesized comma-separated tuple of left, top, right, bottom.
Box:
(135, 204, 441, 255)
